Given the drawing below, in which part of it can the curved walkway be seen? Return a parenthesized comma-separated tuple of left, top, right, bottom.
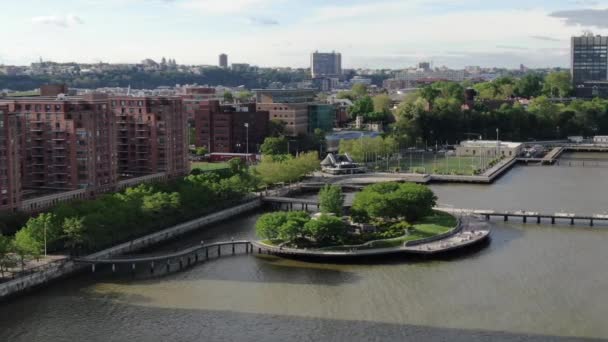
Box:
(74, 240, 252, 265)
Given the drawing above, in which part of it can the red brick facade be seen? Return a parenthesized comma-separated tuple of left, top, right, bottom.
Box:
(110, 96, 188, 177)
(0, 105, 20, 211)
(191, 100, 268, 153)
(0, 92, 189, 212)
(0, 94, 116, 192)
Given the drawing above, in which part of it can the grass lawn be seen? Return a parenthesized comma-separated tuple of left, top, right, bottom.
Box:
(343, 211, 456, 249)
(366, 154, 490, 175)
(191, 161, 230, 171)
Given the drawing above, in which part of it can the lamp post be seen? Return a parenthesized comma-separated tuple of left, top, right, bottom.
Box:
(496, 128, 500, 157)
(244, 123, 249, 156)
(44, 219, 47, 257)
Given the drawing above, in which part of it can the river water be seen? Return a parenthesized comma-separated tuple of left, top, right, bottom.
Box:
(2, 157, 608, 342)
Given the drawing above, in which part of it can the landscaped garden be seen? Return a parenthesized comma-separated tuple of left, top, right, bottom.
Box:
(255, 182, 458, 251)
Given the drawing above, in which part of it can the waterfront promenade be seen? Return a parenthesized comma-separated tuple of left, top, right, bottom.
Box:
(0, 198, 263, 300)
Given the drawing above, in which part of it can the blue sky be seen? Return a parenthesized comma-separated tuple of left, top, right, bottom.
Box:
(2, 0, 608, 68)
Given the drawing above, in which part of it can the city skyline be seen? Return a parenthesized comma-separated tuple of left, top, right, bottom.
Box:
(3, 0, 608, 69)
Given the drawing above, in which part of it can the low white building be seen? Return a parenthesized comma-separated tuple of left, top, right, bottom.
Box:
(456, 140, 523, 158)
(593, 136, 608, 144)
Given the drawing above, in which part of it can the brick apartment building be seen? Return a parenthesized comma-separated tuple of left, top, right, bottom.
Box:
(180, 87, 217, 122)
(0, 93, 117, 193)
(254, 89, 315, 136)
(0, 86, 190, 213)
(110, 96, 188, 177)
(191, 100, 268, 153)
(0, 105, 21, 211)
(254, 89, 335, 136)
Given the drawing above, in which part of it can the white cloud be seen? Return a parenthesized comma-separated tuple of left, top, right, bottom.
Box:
(179, 0, 278, 14)
(31, 14, 84, 27)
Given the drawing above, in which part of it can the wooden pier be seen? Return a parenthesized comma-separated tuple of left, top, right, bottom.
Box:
(438, 207, 608, 227)
(75, 240, 253, 275)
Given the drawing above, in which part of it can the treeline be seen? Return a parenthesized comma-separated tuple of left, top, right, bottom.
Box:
(0, 68, 310, 91)
(393, 73, 608, 144)
(0, 153, 321, 273)
(254, 151, 320, 185)
(0, 162, 259, 273)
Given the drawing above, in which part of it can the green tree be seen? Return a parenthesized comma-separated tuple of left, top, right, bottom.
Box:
(260, 136, 288, 155)
(255, 151, 319, 185)
(255, 212, 287, 240)
(351, 83, 368, 98)
(0, 234, 14, 277)
(304, 214, 348, 244)
(268, 119, 287, 137)
(349, 96, 374, 119)
(318, 185, 344, 216)
(194, 146, 208, 156)
(515, 73, 544, 98)
(544, 71, 572, 98)
(418, 86, 441, 109)
(13, 229, 41, 269)
(223, 91, 234, 103)
(372, 94, 392, 114)
(278, 211, 310, 241)
(62, 217, 86, 254)
(351, 182, 437, 223)
(235, 90, 253, 103)
(336, 91, 356, 101)
(228, 157, 247, 175)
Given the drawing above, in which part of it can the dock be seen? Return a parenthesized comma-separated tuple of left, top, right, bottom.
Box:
(437, 207, 608, 226)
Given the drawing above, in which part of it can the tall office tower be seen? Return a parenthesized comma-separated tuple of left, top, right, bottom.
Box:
(219, 53, 228, 68)
(0, 105, 21, 211)
(311, 51, 342, 78)
(0, 91, 116, 193)
(571, 34, 608, 97)
(110, 96, 189, 178)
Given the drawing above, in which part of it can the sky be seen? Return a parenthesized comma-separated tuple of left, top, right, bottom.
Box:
(2, 0, 608, 69)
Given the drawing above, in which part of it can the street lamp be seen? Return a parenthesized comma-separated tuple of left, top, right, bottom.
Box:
(496, 128, 500, 157)
(244, 123, 249, 156)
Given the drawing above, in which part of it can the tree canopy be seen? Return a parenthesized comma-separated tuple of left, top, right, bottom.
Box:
(318, 185, 344, 216)
(351, 182, 437, 223)
(260, 136, 288, 155)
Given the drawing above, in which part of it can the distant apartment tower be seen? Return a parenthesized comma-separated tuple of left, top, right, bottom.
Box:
(0, 105, 20, 211)
(110, 96, 188, 177)
(418, 62, 431, 72)
(311, 51, 342, 78)
(571, 34, 608, 97)
(219, 54, 228, 68)
(191, 100, 268, 153)
(0, 92, 117, 192)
